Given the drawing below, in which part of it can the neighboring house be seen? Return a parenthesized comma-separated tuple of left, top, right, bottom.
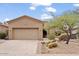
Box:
(7, 15, 43, 40)
(0, 24, 8, 33)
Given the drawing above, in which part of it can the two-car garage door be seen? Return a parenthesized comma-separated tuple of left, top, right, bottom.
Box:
(12, 28, 39, 40)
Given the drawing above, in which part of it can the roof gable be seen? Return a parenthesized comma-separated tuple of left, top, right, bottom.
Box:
(7, 15, 43, 24)
(0, 24, 8, 28)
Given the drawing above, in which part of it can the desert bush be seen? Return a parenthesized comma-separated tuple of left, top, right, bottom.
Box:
(55, 31, 61, 36)
(46, 40, 57, 47)
(48, 33, 55, 40)
(51, 40, 56, 42)
(59, 34, 68, 41)
(46, 40, 56, 45)
(0, 32, 7, 39)
(47, 43, 58, 49)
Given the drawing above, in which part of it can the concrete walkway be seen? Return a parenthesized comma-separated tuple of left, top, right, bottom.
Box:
(0, 40, 39, 56)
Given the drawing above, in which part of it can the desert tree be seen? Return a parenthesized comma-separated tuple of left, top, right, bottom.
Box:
(48, 10, 79, 44)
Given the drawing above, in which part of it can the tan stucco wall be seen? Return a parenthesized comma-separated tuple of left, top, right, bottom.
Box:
(8, 16, 43, 40)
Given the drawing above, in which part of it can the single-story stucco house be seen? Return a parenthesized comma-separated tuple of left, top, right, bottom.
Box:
(7, 15, 44, 40)
(0, 24, 8, 32)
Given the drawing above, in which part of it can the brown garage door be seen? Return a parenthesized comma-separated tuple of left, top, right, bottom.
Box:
(12, 28, 39, 40)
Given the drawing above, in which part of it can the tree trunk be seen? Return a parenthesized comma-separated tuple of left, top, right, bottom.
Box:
(66, 34, 71, 44)
(66, 27, 72, 44)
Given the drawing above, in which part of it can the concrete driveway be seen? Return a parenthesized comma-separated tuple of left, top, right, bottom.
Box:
(0, 40, 39, 56)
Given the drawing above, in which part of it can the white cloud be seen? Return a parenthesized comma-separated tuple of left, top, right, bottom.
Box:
(29, 3, 52, 10)
(29, 3, 56, 13)
(29, 6, 36, 10)
(32, 3, 52, 6)
(4, 18, 10, 22)
(45, 7, 56, 13)
(1, 18, 10, 23)
(29, 3, 39, 10)
(41, 13, 53, 20)
(73, 4, 79, 7)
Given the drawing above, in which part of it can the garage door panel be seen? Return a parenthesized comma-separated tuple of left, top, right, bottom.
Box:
(13, 28, 39, 40)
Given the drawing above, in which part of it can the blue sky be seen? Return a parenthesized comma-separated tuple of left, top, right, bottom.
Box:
(0, 3, 79, 22)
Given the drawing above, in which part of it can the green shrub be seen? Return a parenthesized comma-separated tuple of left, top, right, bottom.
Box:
(47, 43, 58, 49)
(48, 34, 55, 40)
(0, 32, 7, 39)
(51, 40, 56, 42)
